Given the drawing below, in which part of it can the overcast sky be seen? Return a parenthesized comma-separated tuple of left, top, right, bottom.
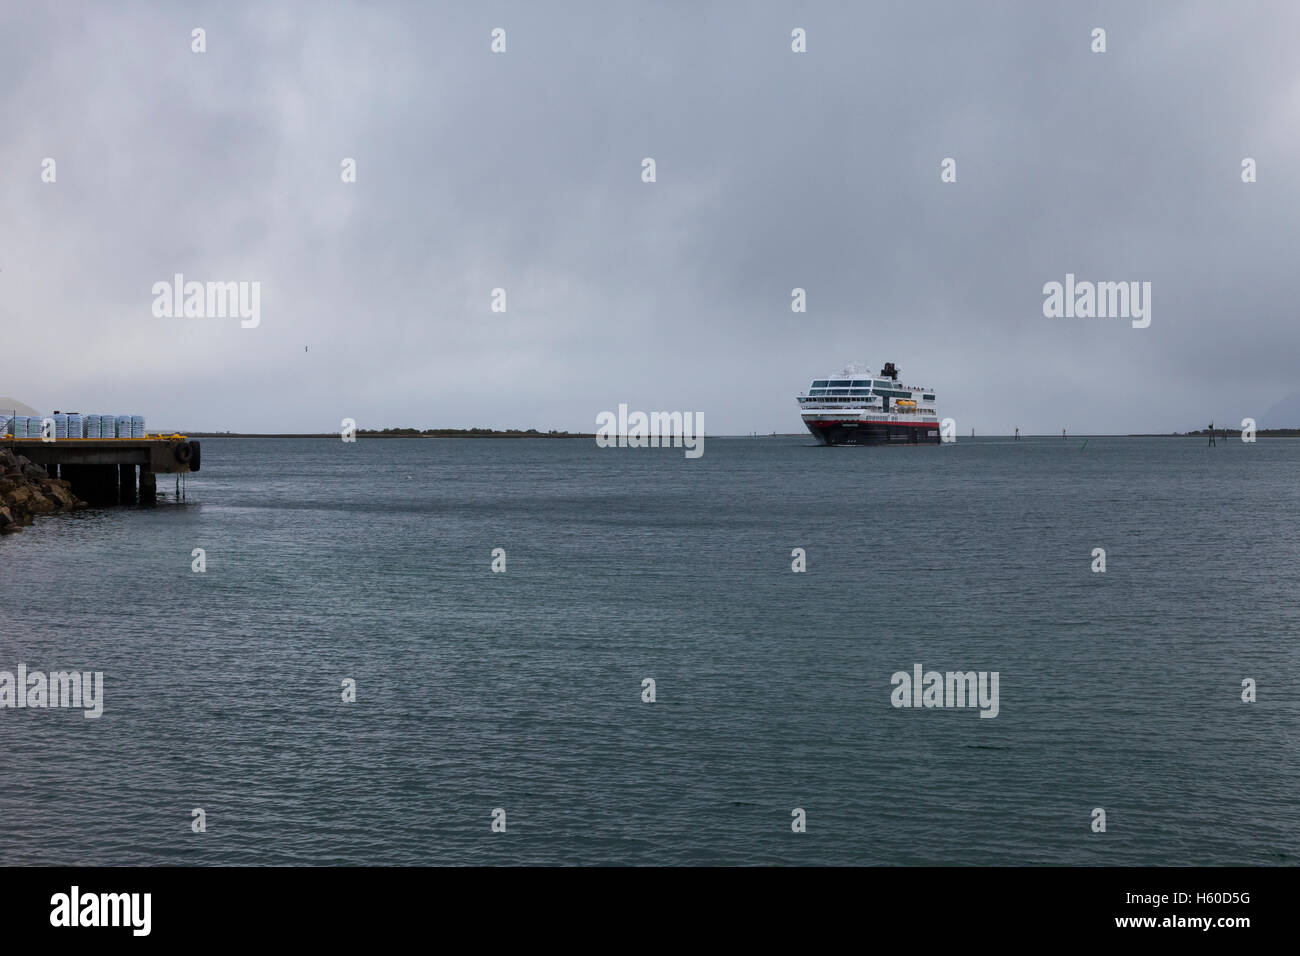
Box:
(2, 1, 1298, 434)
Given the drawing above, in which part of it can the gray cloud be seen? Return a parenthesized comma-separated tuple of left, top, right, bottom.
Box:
(3, 1, 1297, 434)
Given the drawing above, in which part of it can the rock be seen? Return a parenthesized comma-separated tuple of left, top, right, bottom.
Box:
(45, 482, 81, 510)
(0, 445, 87, 531)
(4, 484, 36, 509)
(0, 449, 20, 478)
(25, 491, 56, 514)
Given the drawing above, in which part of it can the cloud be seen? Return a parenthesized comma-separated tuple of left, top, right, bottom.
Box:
(2, 1, 1297, 433)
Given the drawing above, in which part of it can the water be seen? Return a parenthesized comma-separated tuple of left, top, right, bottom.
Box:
(1, 436, 1297, 865)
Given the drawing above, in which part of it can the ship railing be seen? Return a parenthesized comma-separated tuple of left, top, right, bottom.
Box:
(801, 410, 940, 424)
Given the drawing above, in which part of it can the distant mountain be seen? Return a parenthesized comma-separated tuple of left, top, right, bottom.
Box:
(1262, 391, 1300, 429)
(0, 396, 40, 416)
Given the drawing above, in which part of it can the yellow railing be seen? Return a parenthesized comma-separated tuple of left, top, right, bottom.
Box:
(4, 434, 186, 441)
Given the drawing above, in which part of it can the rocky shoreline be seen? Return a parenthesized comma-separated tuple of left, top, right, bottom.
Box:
(0, 447, 87, 534)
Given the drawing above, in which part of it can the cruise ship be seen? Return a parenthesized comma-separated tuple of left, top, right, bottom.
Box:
(797, 362, 941, 445)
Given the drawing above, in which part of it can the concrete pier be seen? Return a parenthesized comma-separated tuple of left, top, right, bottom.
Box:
(2, 437, 199, 506)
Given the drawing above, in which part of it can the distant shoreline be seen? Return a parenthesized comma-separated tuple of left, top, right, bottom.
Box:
(1130, 429, 1300, 438)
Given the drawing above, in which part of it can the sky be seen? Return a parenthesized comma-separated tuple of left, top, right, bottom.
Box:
(2, 1, 1298, 435)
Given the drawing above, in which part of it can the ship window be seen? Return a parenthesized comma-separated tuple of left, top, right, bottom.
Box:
(850, 388, 871, 395)
(810, 390, 826, 396)
(851, 380, 871, 387)
(829, 380, 851, 386)
(923, 394, 935, 401)
(812, 380, 829, 388)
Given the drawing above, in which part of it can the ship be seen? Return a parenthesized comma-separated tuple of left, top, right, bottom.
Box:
(797, 362, 941, 445)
